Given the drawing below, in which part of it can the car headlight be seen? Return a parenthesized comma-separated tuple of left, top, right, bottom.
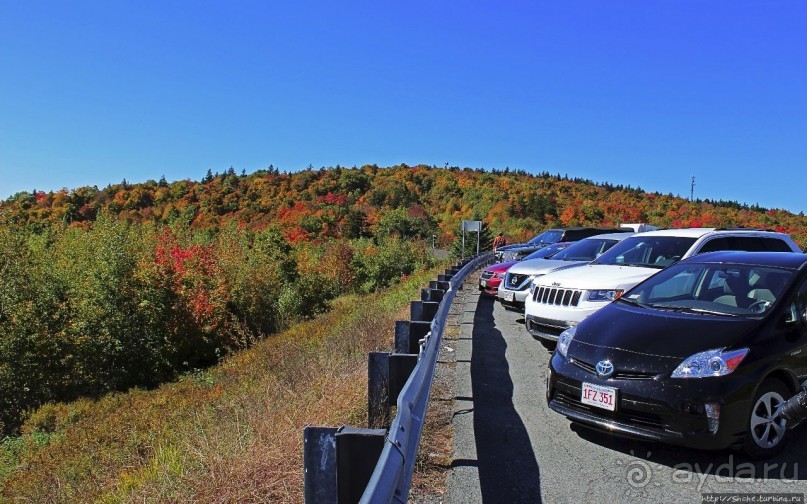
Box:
(556, 326, 576, 358)
(588, 289, 623, 302)
(528, 275, 545, 295)
(671, 348, 749, 379)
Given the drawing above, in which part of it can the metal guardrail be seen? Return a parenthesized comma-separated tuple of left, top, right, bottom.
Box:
(360, 252, 493, 503)
(303, 252, 494, 503)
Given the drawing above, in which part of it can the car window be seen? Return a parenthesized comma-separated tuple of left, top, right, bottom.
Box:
(523, 243, 569, 260)
(552, 239, 618, 262)
(699, 237, 732, 253)
(785, 280, 807, 325)
(699, 235, 792, 254)
(648, 267, 701, 300)
(626, 263, 795, 317)
(594, 236, 697, 268)
(761, 238, 793, 252)
(527, 230, 563, 245)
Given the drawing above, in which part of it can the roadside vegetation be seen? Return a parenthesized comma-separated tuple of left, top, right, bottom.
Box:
(0, 217, 430, 436)
(0, 268, 438, 502)
(0, 163, 804, 500)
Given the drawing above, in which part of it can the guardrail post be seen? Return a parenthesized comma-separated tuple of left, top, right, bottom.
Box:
(304, 426, 338, 504)
(388, 354, 418, 404)
(368, 352, 391, 429)
(393, 321, 410, 354)
(421, 288, 445, 303)
(336, 427, 386, 504)
(430, 280, 450, 291)
(408, 321, 431, 354)
(410, 300, 439, 322)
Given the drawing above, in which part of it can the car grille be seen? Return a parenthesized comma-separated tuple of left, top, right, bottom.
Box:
(553, 389, 664, 430)
(571, 358, 657, 380)
(480, 270, 494, 280)
(526, 316, 568, 339)
(505, 272, 530, 290)
(533, 286, 583, 306)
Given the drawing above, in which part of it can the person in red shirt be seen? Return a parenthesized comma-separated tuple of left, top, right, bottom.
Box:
(492, 232, 507, 251)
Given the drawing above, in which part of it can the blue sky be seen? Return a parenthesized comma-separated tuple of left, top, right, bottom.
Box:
(1, 1, 805, 213)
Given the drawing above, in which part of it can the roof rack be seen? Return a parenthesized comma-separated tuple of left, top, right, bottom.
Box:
(714, 227, 776, 232)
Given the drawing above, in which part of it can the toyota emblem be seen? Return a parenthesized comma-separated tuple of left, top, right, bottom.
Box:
(595, 360, 614, 378)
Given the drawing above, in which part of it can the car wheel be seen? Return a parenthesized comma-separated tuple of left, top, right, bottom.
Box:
(742, 379, 789, 459)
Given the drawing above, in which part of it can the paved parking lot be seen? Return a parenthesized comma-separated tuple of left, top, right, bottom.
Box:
(443, 286, 807, 503)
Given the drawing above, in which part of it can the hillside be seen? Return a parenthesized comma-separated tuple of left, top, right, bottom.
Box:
(1, 165, 805, 434)
(1, 164, 805, 500)
(3, 164, 806, 247)
(0, 270, 437, 502)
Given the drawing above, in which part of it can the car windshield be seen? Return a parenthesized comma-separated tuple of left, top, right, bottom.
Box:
(620, 263, 795, 317)
(551, 238, 620, 262)
(593, 236, 698, 269)
(527, 229, 563, 246)
(523, 243, 570, 260)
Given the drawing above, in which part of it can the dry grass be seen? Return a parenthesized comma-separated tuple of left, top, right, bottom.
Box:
(0, 267, 440, 503)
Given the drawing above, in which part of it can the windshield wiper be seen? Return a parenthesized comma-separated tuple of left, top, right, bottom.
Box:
(649, 305, 741, 317)
(617, 297, 648, 308)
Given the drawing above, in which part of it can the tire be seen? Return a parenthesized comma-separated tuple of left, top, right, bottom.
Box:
(742, 379, 790, 459)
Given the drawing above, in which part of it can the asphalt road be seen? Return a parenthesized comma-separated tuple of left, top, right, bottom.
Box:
(443, 285, 807, 504)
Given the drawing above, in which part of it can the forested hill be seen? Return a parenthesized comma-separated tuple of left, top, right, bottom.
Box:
(3, 164, 806, 247)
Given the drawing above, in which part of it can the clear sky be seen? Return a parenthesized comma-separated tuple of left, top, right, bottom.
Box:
(1, 1, 805, 213)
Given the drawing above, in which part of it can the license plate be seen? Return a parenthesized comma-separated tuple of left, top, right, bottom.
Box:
(581, 382, 617, 411)
(480, 280, 487, 287)
(503, 291, 515, 302)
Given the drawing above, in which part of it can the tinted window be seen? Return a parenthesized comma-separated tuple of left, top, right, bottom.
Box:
(527, 230, 563, 245)
(762, 238, 793, 252)
(594, 236, 698, 268)
(563, 228, 630, 241)
(699, 236, 792, 253)
(523, 243, 570, 260)
(552, 239, 619, 262)
(699, 237, 732, 253)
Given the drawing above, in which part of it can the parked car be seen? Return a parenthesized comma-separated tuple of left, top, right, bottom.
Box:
(546, 251, 807, 458)
(497, 233, 634, 310)
(479, 242, 571, 296)
(525, 228, 801, 342)
(495, 226, 634, 259)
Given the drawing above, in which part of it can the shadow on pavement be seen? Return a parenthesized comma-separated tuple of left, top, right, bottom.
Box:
(471, 295, 542, 502)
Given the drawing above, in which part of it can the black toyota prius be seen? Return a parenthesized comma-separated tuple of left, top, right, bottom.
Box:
(547, 251, 807, 458)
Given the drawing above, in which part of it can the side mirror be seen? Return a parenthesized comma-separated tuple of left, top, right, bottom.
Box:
(784, 303, 807, 326)
(784, 304, 799, 325)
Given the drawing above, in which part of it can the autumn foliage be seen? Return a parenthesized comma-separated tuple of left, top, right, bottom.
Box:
(1, 163, 805, 434)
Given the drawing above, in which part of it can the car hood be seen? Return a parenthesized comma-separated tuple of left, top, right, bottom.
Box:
(535, 264, 660, 291)
(485, 261, 518, 274)
(508, 258, 587, 276)
(568, 303, 759, 375)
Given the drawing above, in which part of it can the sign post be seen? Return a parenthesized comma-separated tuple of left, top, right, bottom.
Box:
(461, 220, 482, 258)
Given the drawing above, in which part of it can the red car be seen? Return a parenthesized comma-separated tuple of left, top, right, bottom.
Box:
(479, 242, 572, 296)
(479, 261, 517, 296)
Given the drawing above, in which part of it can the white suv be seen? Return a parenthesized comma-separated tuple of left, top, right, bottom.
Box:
(524, 228, 801, 342)
(497, 233, 634, 310)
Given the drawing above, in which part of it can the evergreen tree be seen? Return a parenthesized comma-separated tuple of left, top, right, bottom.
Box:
(450, 222, 494, 259)
(202, 169, 213, 183)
